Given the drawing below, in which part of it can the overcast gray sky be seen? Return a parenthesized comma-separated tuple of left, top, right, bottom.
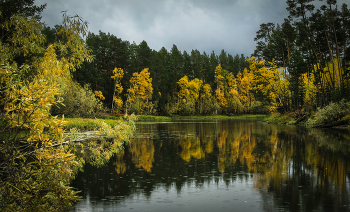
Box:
(34, 0, 348, 57)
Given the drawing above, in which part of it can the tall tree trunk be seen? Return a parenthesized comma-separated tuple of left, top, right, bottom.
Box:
(111, 79, 116, 114)
(125, 85, 132, 115)
(330, 4, 343, 91)
(325, 29, 341, 92)
(287, 35, 291, 66)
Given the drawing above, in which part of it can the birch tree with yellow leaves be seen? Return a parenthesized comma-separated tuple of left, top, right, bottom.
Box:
(111, 67, 124, 113)
(125, 68, 153, 114)
(248, 57, 290, 112)
(176, 76, 203, 114)
(214, 64, 228, 113)
(199, 83, 215, 114)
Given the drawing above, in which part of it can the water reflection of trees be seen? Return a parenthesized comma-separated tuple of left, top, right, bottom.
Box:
(72, 121, 350, 211)
(129, 139, 154, 172)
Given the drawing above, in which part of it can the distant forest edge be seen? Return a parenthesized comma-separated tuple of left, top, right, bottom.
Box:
(42, 0, 350, 116)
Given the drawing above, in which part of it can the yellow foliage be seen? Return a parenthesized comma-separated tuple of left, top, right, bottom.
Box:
(214, 64, 228, 112)
(175, 76, 203, 114)
(177, 76, 203, 105)
(126, 68, 153, 114)
(248, 57, 290, 111)
(236, 68, 255, 111)
(94, 90, 105, 100)
(199, 83, 214, 114)
(302, 73, 317, 111)
(215, 64, 225, 90)
(111, 67, 124, 81)
(0, 14, 135, 211)
(215, 88, 227, 108)
(111, 67, 124, 113)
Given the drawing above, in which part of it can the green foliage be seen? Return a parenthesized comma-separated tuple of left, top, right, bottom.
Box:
(136, 115, 171, 121)
(250, 101, 270, 114)
(264, 112, 295, 124)
(51, 81, 104, 117)
(307, 99, 350, 126)
(64, 118, 123, 130)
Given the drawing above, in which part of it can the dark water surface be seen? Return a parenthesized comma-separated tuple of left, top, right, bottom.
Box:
(71, 119, 350, 212)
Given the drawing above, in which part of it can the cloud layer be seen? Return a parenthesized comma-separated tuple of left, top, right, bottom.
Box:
(35, 0, 347, 56)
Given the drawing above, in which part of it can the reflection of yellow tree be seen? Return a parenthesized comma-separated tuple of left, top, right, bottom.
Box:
(113, 149, 126, 174)
(217, 129, 228, 172)
(304, 140, 350, 190)
(214, 122, 292, 189)
(253, 129, 291, 190)
(203, 136, 214, 154)
(178, 135, 205, 162)
(130, 139, 154, 172)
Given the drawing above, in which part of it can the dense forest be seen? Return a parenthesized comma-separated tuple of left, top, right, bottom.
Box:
(54, 30, 250, 115)
(43, 0, 350, 116)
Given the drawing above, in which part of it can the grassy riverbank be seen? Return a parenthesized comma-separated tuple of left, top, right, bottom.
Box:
(169, 114, 267, 120)
(263, 113, 297, 125)
(64, 118, 122, 131)
(64, 114, 268, 130)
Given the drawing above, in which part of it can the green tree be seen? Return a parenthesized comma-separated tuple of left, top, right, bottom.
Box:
(51, 81, 103, 117)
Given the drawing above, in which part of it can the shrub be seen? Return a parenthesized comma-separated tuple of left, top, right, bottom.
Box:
(250, 101, 270, 114)
(51, 81, 104, 117)
(307, 99, 350, 126)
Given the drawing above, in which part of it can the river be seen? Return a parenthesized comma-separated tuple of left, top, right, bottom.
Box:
(70, 119, 350, 212)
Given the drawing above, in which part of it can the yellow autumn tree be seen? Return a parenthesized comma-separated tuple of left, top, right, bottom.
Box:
(0, 13, 135, 211)
(214, 64, 227, 113)
(126, 68, 153, 114)
(226, 72, 244, 113)
(248, 57, 290, 112)
(302, 72, 317, 112)
(111, 67, 124, 113)
(236, 68, 255, 112)
(0, 14, 92, 211)
(199, 83, 215, 114)
(176, 76, 203, 114)
(94, 90, 105, 100)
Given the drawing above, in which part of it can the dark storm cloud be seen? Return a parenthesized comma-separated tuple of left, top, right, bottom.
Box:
(34, 0, 348, 56)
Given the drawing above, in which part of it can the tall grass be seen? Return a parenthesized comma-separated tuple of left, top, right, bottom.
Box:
(64, 118, 122, 130)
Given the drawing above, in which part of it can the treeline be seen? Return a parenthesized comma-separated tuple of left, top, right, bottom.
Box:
(58, 31, 250, 114)
(42, 0, 350, 117)
(53, 0, 348, 116)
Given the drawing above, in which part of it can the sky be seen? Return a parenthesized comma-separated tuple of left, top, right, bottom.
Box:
(34, 0, 348, 57)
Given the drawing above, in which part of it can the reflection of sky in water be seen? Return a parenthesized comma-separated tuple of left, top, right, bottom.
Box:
(73, 177, 262, 212)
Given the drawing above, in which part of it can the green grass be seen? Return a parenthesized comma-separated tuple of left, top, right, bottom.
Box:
(64, 118, 122, 130)
(169, 114, 267, 120)
(137, 114, 267, 121)
(263, 113, 295, 124)
(136, 115, 171, 121)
